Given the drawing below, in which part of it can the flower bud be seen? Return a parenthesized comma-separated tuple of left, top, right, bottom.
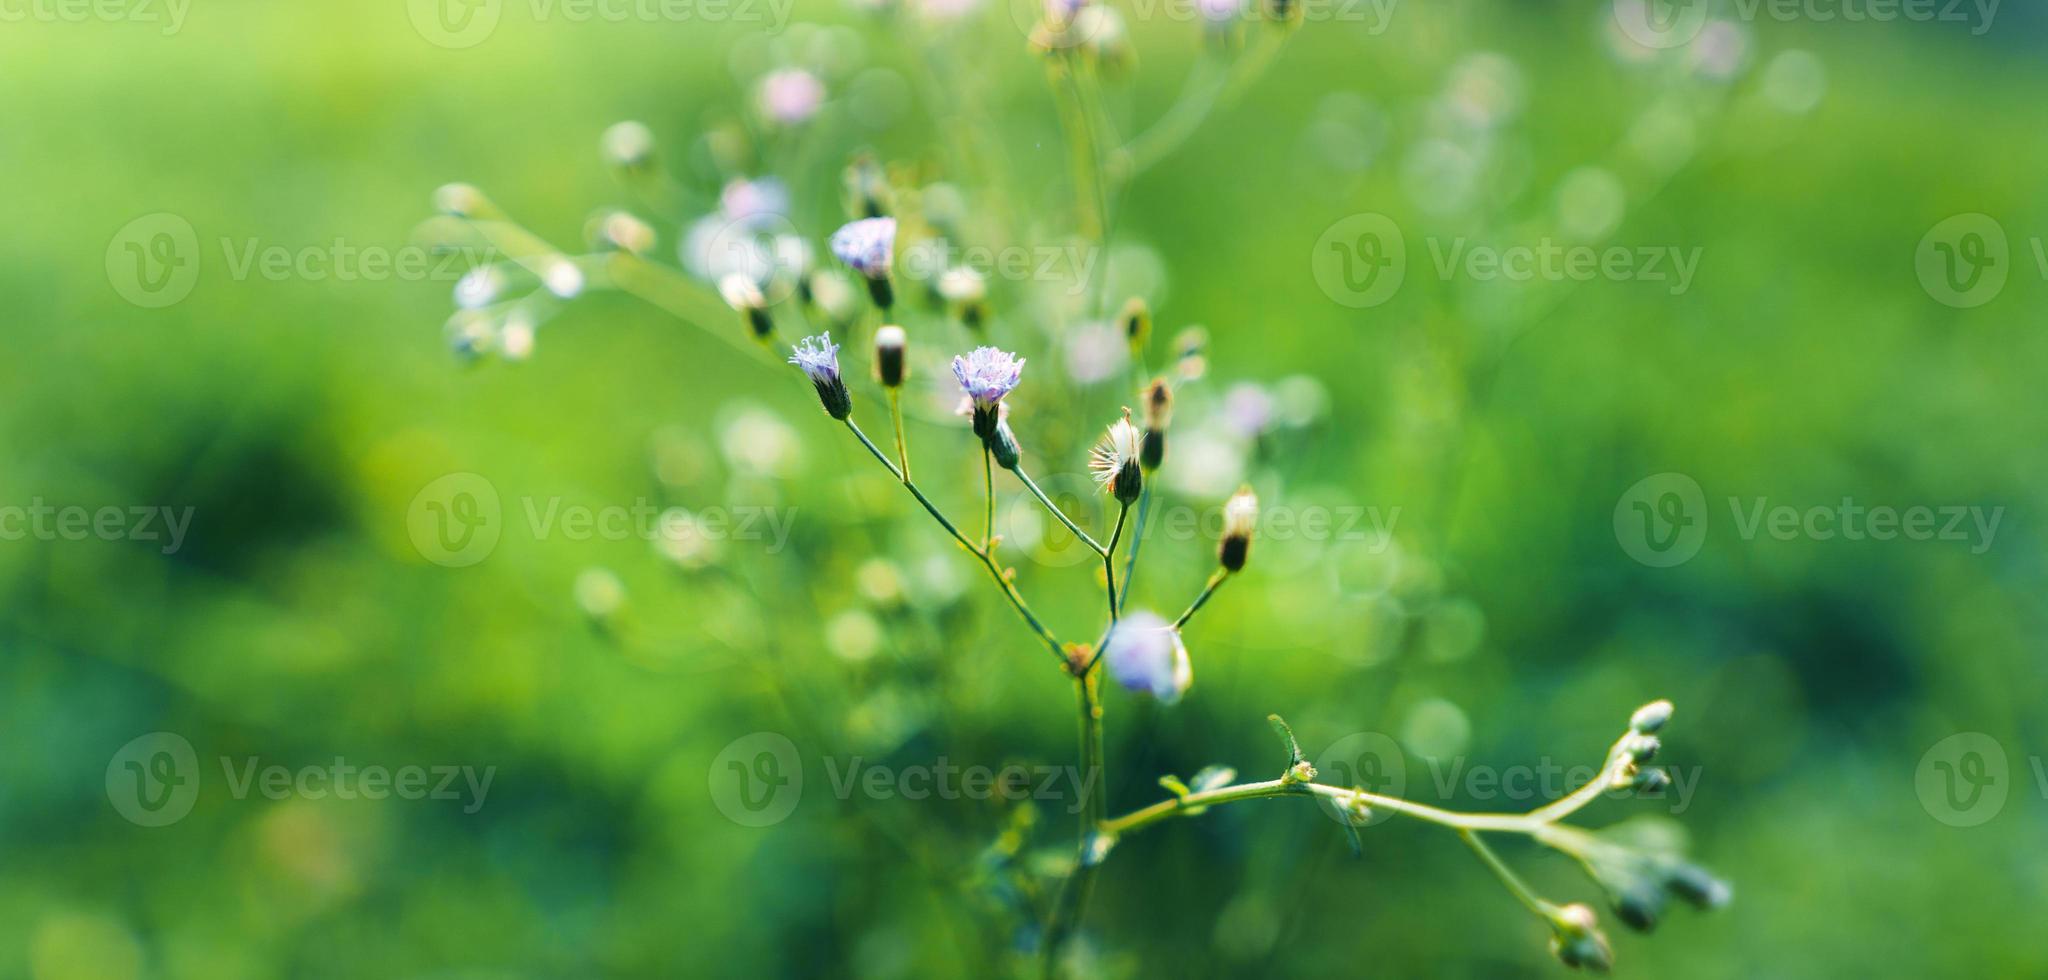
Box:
(1119, 296, 1152, 353)
(987, 420, 1022, 470)
(1219, 487, 1258, 572)
(1140, 378, 1172, 470)
(939, 267, 989, 329)
(720, 273, 774, 340)
(433, 182, 496, 220)
(590, 210, 656, 255)
(1664, 863, 1732, 910)
(1611, 881, 1665, 933)
(601, 121, 657, 171)
(1629, 699, 1674, 734)
(843, 154, 894, 219)
(1620, 733, 1661, 764)
(875, 325, 907, 388)
(1548, 903, 1613, 973)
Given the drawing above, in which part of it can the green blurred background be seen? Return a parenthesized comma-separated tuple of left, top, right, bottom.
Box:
(3, 0, 2045, 976)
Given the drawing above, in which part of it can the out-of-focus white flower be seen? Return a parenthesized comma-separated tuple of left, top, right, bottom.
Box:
(454, 265, 504, 310)
(1105, 610, 1191, 704)
(721, 177, 791, 226)
(1688, 20, 1749, 82)
(574, 567, 626, 620)
(601, 121, 656, 169)
(1224, 383, 1275, 438)
(541, 257, 583, 299)
(917, 0, 982, 20)
(499, 311, 536, 362)
(655, 508, 723, 569)
(720, 404, 801, 477)
(1063, 320, 1130, 385)
(759, 69, 826, 126)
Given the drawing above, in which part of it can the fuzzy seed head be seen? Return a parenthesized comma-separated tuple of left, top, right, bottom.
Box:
(1090, 412, 1145, 504)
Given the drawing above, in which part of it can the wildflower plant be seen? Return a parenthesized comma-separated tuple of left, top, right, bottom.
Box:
(413, 3, 1727, 973)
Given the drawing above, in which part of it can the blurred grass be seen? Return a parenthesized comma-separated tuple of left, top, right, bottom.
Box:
(2, 0, 2046, 977)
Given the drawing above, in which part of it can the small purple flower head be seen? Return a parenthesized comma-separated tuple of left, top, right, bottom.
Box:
(952, 346, 1025, 411)
(1105, 610, 1192, 704)
(790, 332, 853, 419)
(829, 217, 896, 280)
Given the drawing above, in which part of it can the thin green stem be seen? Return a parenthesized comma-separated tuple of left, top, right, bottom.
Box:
(1111, 32, 1289, 184)
(983, 445, 996, 551)
(1460, 829, 1554, 917)
(888, 389, 912, 483)
(1043, 670, 1107, 969)
(1048, 54, 1107, 246)
(1117, 486, 1152, 614)
(844, 420, 1067, 664)
(1102, 502, 1130, 626)
(1100, 778, 1573, 839)
(1013, 466, 1106, 556)
(1173, 569, 1231, 629)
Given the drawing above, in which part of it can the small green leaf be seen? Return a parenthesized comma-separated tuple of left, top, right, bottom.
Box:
(1267, 714, 1306, 766)
(1158, 774, 1191, 799)
(1189, 765, 1236, 794)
